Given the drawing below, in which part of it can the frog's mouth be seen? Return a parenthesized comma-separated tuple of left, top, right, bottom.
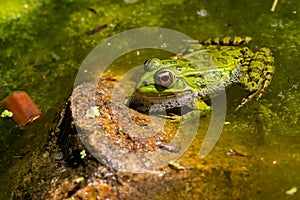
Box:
(133, 90, 197, 112)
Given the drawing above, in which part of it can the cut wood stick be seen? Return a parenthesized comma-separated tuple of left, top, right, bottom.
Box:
(271, 0, 278, 12)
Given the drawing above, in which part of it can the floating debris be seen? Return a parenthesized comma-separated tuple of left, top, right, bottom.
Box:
(286, 186, 297, 196)
(1, 91, 42, 128)
(86, 7, 98, 16)
(85, 106, 100, 118)
(197, 9, 207, 17)
(86, 24, 108, 35)
(157, 142, 181, 153)
(124, 0, 138, 3)
(168, 161, 185, 170)
(271, 0, 278, 12)
(1, 109, 13, 118)
(75, 177, 85, 183)
(226, 149, 249, 157)
(80, 150, 86, 159)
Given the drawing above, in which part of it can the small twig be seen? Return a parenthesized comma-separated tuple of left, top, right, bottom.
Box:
(271, 0, 278, 12)
(86, 24, 108, 35)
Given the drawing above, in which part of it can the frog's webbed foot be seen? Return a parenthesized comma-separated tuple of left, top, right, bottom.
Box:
(235, 86, 263, 110)
(189, 100, 211, 116)
(157, 100, 211, 121)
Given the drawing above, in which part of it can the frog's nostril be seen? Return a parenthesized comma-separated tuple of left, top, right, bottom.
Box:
(142, 81, 149, 86)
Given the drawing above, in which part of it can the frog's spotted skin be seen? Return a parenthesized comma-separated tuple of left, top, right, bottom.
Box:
(236, 47, 274, 109)
(135, 37, 275, 113)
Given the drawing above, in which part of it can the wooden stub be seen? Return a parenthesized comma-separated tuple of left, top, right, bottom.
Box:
(2, 91, 42, 128)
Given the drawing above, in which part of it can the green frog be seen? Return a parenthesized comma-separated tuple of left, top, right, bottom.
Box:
(134, 36, 275, 114)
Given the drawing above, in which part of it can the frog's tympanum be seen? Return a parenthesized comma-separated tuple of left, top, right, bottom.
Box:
(135, 36, 275, 114)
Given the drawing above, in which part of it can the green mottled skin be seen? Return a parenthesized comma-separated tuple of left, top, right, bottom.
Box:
(135, 37, 275, 113)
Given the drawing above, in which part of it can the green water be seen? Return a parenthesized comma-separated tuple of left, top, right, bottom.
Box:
(0, 0, 299, 199)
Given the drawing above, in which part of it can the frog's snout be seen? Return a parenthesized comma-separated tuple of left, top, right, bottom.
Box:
(135, 80, 149, 90)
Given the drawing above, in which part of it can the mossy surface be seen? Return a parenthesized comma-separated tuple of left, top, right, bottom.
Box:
(0, 0, 299, 199)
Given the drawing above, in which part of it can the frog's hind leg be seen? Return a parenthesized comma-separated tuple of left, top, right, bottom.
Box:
(235, 86, 263, 110)
(236, 48, 275, 110)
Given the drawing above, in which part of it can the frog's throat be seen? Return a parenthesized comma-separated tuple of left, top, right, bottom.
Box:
(135, 90, 197, 112)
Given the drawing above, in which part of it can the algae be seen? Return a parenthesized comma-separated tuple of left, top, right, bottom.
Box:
(0, 0, 300, 199)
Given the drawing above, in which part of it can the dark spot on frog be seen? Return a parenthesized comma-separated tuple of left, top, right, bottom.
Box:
(221, 51, 230, 57)
(217, 57, 228, 64)
(240, 48, 249, 55)
(142, 80, 149, 86)
(240, 49, 246, 55)
(176, 66, 182, 71)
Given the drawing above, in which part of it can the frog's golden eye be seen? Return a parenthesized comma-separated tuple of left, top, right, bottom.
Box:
(144, 58, 161, 72)
(155, 70, 174, 88)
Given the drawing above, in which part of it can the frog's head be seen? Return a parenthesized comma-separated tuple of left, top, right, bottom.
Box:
(135, 58, 198, 99)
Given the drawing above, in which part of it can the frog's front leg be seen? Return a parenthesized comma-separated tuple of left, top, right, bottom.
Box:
(191, 99, 211, 116)
(237, 48, 275, 110)
(159, 99, 211, 122)
(181, 99, 211, 121)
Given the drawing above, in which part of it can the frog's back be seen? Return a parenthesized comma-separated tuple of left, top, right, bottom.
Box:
(180, 36, 253, 71)
(183, 45, 250, 70)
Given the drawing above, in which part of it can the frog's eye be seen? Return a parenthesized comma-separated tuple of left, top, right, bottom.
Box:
(155, 70, 174, 88)
(144, 58, 161, 72)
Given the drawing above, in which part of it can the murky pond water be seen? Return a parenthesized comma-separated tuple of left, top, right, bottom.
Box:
(0, 0, 299, 199)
